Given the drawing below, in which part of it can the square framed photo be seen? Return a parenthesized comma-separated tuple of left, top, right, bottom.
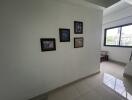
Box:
(74, 37, 84, 48)
(40, 38, 56, 52)
(59, 28, 70, 42)
(74, 21, 83, 34)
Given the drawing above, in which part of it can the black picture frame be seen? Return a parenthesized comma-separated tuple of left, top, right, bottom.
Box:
(59, 28, 70, 42)
(74, 37, 84, 48)
(74, 21, 83, 34)
(40, 38, 56, 52)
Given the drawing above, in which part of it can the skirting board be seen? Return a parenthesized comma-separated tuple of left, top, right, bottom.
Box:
(109, 59, 126, 66)
(29, 71, 100, 100)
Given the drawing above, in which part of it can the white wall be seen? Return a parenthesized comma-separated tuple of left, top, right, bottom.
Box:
(102, 6, 132, 64)
(124, 61, 132, 76)
(0, 0, 103, 100)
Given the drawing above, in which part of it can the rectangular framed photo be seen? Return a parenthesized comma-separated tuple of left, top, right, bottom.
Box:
(59, 28, 70, 42)
(40, 38, 56, 52)
(74, 37, 84, 48)
(74, 21, 83, 34)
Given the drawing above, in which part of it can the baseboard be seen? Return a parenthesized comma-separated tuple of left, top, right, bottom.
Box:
(29, 71, 100, 100)
(109, 59, 126, 66)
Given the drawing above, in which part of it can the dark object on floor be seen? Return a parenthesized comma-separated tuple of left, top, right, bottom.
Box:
(100, 51, 109, 62)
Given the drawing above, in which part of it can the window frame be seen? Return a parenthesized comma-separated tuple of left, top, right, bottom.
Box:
(104, 23, 132, 48)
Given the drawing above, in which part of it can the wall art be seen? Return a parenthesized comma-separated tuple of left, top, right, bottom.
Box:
(74, 21, 83, 34)
(74, 37, 84, 48)
(59, 28, 70, 42)
(40, 38, 56, 52)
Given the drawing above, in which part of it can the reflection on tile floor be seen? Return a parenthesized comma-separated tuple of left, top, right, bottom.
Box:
(48, 62, 132, 100)
(103, 73, 132, 100)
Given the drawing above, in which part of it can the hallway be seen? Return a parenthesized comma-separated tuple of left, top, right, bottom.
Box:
(48, 61, 132, 100)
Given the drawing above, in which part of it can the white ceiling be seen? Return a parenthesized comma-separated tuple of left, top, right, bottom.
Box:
(59, 0, 105, 10)
(60, 0, 132, 14)
(103, 0, 132, 16)
(85, 0, 120, 7)
(84, 0, 132, 16)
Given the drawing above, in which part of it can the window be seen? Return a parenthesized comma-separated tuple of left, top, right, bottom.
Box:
(104, 24, 132, 47)
(105, 28, 120, 46)
(120, 25, 132, 46)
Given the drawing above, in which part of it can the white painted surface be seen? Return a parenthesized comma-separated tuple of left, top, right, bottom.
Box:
(123, 0, 132, 5)
(103, 0, 131, 17)
(85, 0, 120, 8)
(0, 0, 103, 100)
(124, 61, 132, 76)
(102, 4, 132, 64)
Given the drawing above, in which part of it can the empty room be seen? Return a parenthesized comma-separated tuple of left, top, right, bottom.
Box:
(0, 0, 132, 100)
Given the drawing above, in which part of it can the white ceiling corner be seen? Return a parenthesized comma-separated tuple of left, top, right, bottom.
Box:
(85, 0, 120, 8)
(103, 0, 132, 16)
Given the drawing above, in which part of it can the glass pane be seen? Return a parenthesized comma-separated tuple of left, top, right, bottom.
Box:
(105, 28, 120, 45)
(121, 25, 132, 46)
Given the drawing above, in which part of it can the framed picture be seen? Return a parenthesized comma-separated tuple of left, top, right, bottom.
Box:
(40, 38, 56, 52)
(59, 28, 70, 42)
(74, 37, 84, 48)
(74, 21, 83, 34)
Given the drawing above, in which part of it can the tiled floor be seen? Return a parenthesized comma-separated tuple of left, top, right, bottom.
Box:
(48, 61, 132, 100)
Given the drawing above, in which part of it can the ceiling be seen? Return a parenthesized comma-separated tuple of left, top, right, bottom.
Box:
(60, 0, 132, 13)
(85, 0, 120, 8)
(103, 0, 132, 16)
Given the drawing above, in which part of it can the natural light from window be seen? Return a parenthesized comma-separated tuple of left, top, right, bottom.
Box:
(121, 25, 132, 46)
(104, 24, 132, 47)
(106, 28, 120, 46)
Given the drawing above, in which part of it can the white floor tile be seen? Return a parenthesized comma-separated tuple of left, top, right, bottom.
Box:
(48, 61, 132, 100)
